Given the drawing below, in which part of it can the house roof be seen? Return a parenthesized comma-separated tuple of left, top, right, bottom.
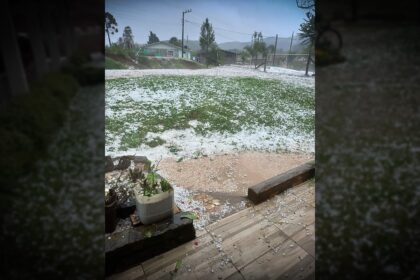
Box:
(142, 41, 190, 51)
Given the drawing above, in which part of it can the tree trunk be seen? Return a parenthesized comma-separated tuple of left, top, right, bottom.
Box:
(106, 29, 112, 47)
(264, 54, 268, 72)
(305, 52, 311, 76)
(305, 44, 313, 76)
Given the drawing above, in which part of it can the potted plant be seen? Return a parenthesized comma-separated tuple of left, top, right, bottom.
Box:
(129, 163, 174, 225)
(105, 188, 118, 233)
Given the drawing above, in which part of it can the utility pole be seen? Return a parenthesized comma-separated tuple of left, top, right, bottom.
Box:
(249, 34, 253, 67)
(272, 34, 278, 66)
(286, 32, 294, 68)
(181, 9, 191, 59)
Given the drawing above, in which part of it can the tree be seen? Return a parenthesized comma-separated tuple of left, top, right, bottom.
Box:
(246, 31, 268, 69)
(295, 0, 314, 9)
(199, 18, 216, 67)
(105, 12, 118, 47)
(240, 50, 250, 64)
(169, 37, 181, 47)
(148, 31, 160, 44)
(117, 37, 124, 47)
(122, 26, 134, 49)
(298, 10, 315, 75)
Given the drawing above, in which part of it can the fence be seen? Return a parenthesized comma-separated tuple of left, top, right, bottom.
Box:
(236, 53, 314, 72)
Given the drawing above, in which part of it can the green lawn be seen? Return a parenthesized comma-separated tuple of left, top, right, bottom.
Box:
(106, 75, 314, 158)
(105, 57, 127, 69)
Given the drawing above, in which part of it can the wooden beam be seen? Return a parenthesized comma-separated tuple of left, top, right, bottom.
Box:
(248, 160, 315, 204)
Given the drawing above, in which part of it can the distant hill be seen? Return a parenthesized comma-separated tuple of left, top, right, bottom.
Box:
(183, 36, 307, 54)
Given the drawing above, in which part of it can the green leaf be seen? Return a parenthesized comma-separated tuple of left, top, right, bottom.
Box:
(144, 230, 152, 238)
(175, 259, 182, 270)
(181, 212, 198, 220)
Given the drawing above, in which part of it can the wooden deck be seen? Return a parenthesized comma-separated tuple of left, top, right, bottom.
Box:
(107, 180, 315, 280)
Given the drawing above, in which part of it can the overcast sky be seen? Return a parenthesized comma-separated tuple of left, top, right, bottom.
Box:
(105, 0, 310, 45)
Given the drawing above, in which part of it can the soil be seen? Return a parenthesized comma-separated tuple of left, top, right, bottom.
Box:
(105, 152, 314, 230)
(158, 151, 314, 196)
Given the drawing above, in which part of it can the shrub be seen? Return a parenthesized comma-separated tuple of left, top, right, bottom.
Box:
(69, 50, 91, 67)
(78, 66, 104, 85)
(33, 73, 79, 107)
(63, 64, 103, 86)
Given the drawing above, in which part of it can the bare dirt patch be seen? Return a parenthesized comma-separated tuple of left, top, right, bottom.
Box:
(155, 151, 313, 229)
(159, 151, 313, 196)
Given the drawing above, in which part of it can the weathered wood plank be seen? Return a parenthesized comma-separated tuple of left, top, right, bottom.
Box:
(225, 271, 246, 280)
(142, 233, 213, 275)
(248, 161, 315, 204)
(290, 223, 315, 258)
(206, 207, 258, 233)
(280, 253, 315, 280)
(213, 217, 288, 270)
(240, 239, 309, 280)
(271, 207, 315, 237)
(145, 232, 237, 280)
(131, 183, 315, 280)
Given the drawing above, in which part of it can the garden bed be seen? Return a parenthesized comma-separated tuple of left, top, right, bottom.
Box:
(105, 155, 196, 275)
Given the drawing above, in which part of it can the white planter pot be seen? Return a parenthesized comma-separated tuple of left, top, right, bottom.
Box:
(134, 188, 174, 225)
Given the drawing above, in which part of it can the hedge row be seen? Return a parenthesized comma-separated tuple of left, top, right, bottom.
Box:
(0, 72, 79, 191)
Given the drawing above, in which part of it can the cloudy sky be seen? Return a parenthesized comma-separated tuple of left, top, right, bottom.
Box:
(105, 0, 310, 45)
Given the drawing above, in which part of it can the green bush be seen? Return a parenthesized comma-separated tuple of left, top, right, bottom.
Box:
(77, 66, 104, 85)
(106, 45, 138, 60)
(0, 73, 78, 151)
(69, 50, 91, 67)
(136, 55, 148, 65)
(105, 57, 127, 69)
(30, 73, 79, 107)
(63, 64, 103, 86)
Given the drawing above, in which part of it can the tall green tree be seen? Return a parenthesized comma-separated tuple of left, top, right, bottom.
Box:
(240, 50, 250, 63)
(199, 18, 216, 66)
(105, 12, 118, 47)
(148, 31, 160, 44)
(169, 37, 181, 47)
(122, 26, 134, 49)
(246, 31, 268, 68)
(298, 10, 315, 75)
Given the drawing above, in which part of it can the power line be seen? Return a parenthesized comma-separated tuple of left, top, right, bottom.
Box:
(108, 8, 296, 42)
(185, 19, 287, 39)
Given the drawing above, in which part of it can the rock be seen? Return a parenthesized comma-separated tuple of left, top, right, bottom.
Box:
(105, 156, 114, 173)
(115, 156, 131, 170)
